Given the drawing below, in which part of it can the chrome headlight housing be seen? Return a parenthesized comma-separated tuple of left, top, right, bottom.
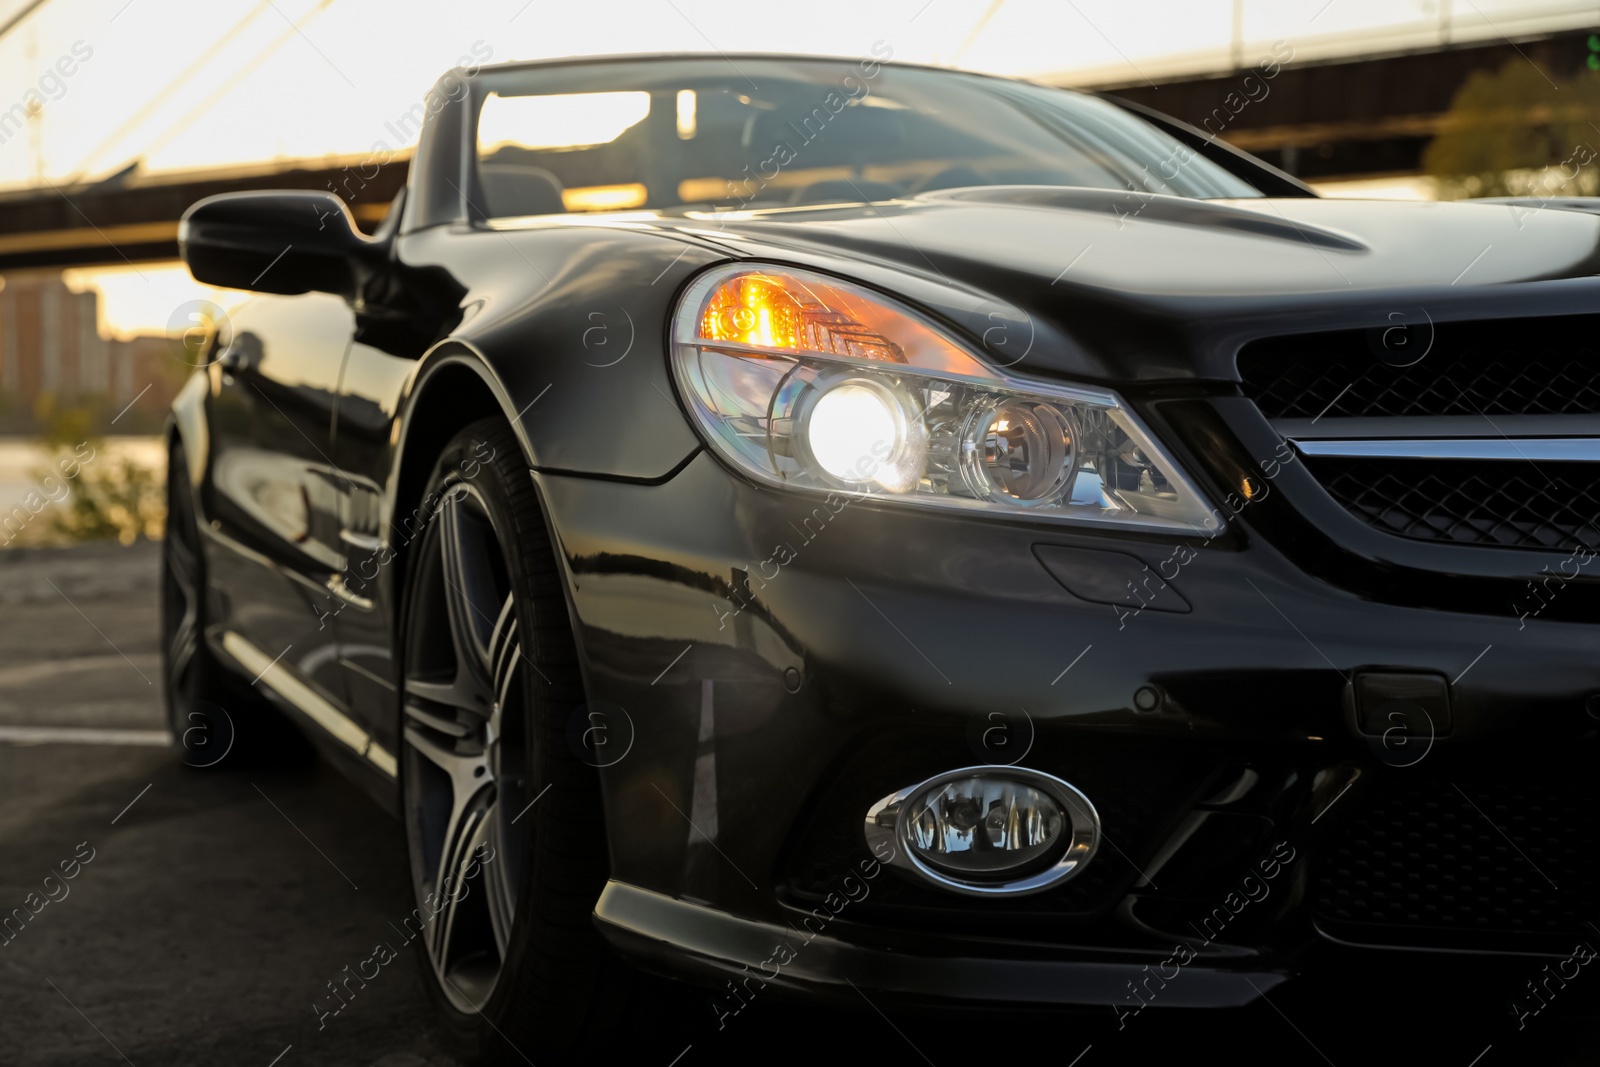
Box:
(670, 263, 1216, 532)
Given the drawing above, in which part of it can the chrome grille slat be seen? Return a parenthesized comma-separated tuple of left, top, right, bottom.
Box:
(1295, 438, 1600, 462)
(1240, 320, 1600, 552)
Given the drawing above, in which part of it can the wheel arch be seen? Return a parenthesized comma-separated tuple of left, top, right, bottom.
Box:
(386, 342, 530, 548)
(383, 344, 584, 714)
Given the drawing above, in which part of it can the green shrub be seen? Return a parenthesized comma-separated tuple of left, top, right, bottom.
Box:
(30, 407, 165, 547)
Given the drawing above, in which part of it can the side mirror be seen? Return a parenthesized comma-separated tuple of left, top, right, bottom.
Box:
(180, 191, 383, 297)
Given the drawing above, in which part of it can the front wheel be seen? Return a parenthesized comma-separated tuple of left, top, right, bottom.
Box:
(399, 419, 621, 1064)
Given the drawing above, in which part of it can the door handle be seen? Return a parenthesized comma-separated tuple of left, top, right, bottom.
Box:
(326, 572, 375, 611)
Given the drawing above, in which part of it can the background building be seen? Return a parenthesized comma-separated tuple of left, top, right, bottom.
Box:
(0, 272, 178, 434)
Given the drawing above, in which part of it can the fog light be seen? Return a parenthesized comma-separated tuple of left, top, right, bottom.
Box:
(908, 778, 1064, 875)
(864, 766, 1099, 896)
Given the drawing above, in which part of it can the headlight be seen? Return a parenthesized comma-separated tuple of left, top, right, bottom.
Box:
(670, 264, 1216, 532)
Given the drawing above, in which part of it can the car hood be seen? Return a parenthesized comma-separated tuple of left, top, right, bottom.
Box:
(629, 187, 1600, 381)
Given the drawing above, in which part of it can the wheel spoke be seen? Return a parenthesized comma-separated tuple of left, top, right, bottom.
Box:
(488, 594, 515, 668)
(483, 802, 517, 959)
(403, 715, 494, 966)
(403, 698, 474, 738)
(438, 493, 498, 685)
(490, 610, 520, 712)
(403, 721, 482, 776)
(405, 676, 485, 718)
(429, 781, 495, 968)
(413, 491, 512, 720)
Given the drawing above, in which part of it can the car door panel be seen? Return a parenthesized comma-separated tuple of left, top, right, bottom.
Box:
(205, 293, 355, 705)
(327, 333, 418, 749)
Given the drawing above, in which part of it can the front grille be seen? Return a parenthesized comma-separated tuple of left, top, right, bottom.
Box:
(1238, 317, 1600, 420)
(1315, 774, 1599, 950)
(1308, 456, 1600, 551)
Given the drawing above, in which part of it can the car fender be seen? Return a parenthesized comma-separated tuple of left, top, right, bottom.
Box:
(168, 367, 211, 493)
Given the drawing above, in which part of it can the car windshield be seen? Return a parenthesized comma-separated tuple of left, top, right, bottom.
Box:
(469, 56, 1260, 218)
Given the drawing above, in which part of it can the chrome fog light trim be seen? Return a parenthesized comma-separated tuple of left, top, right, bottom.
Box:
(863, 766, 1100, 897)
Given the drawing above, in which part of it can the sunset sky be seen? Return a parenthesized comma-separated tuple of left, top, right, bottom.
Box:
(0, 0, 1594, 335)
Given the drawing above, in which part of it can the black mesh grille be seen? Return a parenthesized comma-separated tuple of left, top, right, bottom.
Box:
(1305, 457, 1600, 550)
(1238, 319, 1600, 420)
(1307, 457, 1600, 551)
(1314, 776, 1598, 947)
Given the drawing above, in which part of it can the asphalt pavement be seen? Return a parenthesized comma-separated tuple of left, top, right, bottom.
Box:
(0, 543, 1594, 1066)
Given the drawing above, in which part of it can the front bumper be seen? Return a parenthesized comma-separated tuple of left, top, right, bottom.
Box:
(535, 410, 1600, 1010)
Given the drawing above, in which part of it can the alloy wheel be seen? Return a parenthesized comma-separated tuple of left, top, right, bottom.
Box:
(402, 482, 532, 1014)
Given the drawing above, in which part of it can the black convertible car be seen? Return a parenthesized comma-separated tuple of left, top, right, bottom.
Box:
(170, 52, 1599, 1061)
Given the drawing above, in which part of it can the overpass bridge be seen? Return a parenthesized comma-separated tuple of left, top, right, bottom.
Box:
(0, 155, 406, 272)
(1056, 24, 1600, 186)
(0, 23, 1596, 272)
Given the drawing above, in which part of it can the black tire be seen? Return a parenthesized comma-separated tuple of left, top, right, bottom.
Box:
(161, 436, 305, 768)
(397, 418, 625, 1064)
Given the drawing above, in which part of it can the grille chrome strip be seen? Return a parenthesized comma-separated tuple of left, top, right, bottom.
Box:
(1275, 414, 1600, 441)
(1293, 438, 1600, 462)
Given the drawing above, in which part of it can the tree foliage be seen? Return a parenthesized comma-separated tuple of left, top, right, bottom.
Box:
(1423, 58, 1600, 199)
